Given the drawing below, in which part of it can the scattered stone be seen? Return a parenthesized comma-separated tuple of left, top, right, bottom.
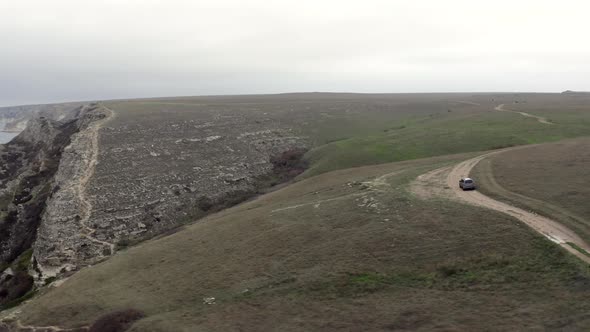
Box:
(203, 297, 216, 305)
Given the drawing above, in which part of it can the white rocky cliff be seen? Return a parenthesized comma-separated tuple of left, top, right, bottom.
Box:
(33, 105, 114, 280)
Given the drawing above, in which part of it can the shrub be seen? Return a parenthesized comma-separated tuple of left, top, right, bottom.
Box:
(89, 309, 145, 332)
(270, 148, 308, 180)
(0, 271, 34, 308)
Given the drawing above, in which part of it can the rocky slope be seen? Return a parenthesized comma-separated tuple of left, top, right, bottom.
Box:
(33, 102, 309, 282)
(33, 105, 114, 280)
(0, 99, 310, 305)
(0, 105, 102, 307)
(0, 103, 83, 133)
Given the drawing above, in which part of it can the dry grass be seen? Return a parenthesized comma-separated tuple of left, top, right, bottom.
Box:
(12, 153, 590, 331)
(472, 138, 590, 244)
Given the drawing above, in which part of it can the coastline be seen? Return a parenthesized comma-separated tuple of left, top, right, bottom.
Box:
(0, 131, 19, 144)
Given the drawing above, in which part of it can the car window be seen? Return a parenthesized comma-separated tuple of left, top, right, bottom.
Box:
(465, 180, 473, 183)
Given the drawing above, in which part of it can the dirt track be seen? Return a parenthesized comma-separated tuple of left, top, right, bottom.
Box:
(495, 104, 553, 125)
(412, 149, 590, 264)
(79, 104, 116, 254)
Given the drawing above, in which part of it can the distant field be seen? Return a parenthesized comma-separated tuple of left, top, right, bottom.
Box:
(13, 153, 590, 331)
(473, 138, 590, 244)
(302, 94, 590, 177)
(103, 93, 590, 178)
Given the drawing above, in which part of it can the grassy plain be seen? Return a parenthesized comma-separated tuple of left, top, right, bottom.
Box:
(302, 94, 590, 177)
(14, 154, 590, 331)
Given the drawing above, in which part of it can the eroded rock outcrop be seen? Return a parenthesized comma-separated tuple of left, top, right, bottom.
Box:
(0, 110, 83, 307)
(33, 105, 113, 280)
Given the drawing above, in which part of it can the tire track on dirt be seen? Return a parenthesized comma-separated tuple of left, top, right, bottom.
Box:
(10, 320, 88, 332)
(454, 100, 481, 106)
(411, 148, 590, 264)
(495, 104, 553, 125)
(270, 170, 403, 213)
(270, 193, 365, 213)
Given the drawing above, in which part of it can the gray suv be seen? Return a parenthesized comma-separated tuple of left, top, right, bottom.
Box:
(459, 177, 476, 190)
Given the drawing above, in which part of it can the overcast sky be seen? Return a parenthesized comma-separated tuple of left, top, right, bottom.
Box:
(1, 0, 589, 106)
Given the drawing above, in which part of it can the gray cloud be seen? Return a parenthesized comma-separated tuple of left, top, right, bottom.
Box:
(1, 0, 589, 106)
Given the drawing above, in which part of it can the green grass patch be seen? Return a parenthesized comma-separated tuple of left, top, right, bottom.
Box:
(281, 237, 589, 299)
(44, 276, 58, 286)
(347, 272, 435, 292)
(303, 109, 590, 177)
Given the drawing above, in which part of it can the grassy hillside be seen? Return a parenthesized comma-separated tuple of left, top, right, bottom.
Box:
(472, 138, 590, 244)
(12, 153, 590, 331)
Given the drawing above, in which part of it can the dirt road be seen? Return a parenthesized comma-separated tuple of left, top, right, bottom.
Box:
(412, 149, 590, 264)
(495, 104, 553, 125)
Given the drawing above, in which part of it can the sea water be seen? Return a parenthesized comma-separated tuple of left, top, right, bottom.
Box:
(0, 131, 18, 144)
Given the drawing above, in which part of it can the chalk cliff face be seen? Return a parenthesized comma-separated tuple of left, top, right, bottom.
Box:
(0, 108, 85, 306)
(0, 118, 28, 133)
(0, 115, 79, 266)
(33, 105, 113, 280)
(0, 104, 119, 307)
(0, 112, 29, 133)
(0, 103, 83, 134)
